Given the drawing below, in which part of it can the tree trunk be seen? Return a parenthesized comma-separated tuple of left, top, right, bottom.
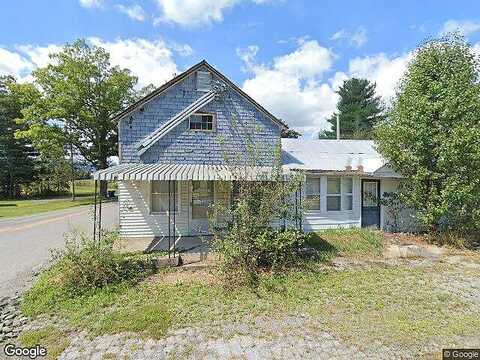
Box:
(98, 156, 108, 197)
(100, 180, 107, 198)
(70, 143, 76, 201)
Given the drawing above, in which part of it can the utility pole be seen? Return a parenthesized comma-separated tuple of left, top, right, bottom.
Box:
(336, 114, 341, 140)
(70, 142, 75, 201)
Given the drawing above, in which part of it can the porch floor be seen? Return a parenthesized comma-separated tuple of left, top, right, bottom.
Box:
(148, 235, 212, 254)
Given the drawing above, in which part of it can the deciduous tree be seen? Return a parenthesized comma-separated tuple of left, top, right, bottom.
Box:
(19, 39, 138, 195)
(376, 34, 480, 233)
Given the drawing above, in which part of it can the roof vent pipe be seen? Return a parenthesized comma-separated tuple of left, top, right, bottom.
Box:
(336, 114, 340, 140)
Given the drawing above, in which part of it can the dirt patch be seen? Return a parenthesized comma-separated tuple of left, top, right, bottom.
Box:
(382, 232, 430, 246)
(148, 268, 219, 286)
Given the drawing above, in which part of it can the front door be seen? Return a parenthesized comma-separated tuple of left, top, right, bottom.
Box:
(190, 181, 214, 235)
(361, 180, 380, 229)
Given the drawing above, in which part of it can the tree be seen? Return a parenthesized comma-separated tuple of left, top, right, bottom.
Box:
(376, 34, 480, 233)
(281, 128, 302, 138)
(0, 76, 39, 198)
(320, 78, 384, 139)
(18, 39, 138, 195)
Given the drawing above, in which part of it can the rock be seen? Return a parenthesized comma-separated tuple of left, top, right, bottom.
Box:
(3, 313, 15, 321)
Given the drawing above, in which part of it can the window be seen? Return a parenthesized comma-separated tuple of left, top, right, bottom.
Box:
(327, 177, 341, 211)
(189, 113, 214, 131)
(305, 177, 320, 210)
(363, 181, 378, 207)
(196, 71, 211, 92)
(151, 181, 180, 213)
(342, 177, 353, 211)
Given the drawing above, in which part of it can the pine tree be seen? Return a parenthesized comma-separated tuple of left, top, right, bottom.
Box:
(320, 78, 384, 139)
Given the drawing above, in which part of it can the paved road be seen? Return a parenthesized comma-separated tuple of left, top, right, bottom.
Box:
(0, 202, 118, 297)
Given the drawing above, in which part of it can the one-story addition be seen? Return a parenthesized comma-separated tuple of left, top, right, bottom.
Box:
(95, 60, 415, 251)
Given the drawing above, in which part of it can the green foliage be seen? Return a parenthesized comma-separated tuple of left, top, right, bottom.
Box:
(17, 39, 138, 172)
(18, 326, 70, 360)
(376, 34, 480, 233)
(210, 167, 308, 287)
(0, 76, 39, 198)
(320, 78, 384, 139)
(281, 128, 302, 138)
(307, 228, 384, 261)
(20, 261, 480, 348)
(215, 228, 310, 287)
(48, 230, 155, 296)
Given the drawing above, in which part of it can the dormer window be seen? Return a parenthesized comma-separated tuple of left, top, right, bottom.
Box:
(189, 113, 214, 131)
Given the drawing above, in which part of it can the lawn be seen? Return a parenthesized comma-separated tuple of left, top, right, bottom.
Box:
(0, 197, 95, 218)
(20, 229, 480, 357)
(0, 180, 117, 218)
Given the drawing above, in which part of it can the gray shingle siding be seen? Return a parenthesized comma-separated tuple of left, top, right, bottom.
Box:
(119, 66, 281, 166)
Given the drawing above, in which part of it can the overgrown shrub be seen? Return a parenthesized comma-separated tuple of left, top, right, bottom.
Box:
(51, 230, 156, 296)
(210, 161, 308, 287)
(427, 231, 480, 250)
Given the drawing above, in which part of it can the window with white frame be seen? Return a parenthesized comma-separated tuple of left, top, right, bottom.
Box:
(327, 177, 341, 211)
(305, 177, 321, 210)
(189, 113, 214, 131)
(151, 181, 180, 213)
(342, 177, 353, 211)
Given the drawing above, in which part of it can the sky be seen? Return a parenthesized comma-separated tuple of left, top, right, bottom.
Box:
(1, 0, 480, 137)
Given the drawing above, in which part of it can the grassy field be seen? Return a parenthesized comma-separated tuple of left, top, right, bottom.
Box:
(20, 229, 480, 354)
(0, 180, 117, 219)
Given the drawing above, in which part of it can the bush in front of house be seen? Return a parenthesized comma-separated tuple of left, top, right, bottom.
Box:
(215, 227, 310, 288)
(50, 230, 156, 296)
(210, 161, 309, 287)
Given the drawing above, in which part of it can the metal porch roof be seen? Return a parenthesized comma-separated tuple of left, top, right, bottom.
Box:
(281, 139, 385, 173)
(93, 163, 275, 181)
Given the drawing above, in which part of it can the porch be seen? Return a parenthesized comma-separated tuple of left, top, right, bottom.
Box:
(93, 163, 290, 254)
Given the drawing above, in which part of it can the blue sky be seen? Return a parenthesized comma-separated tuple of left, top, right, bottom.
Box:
(2, 0, 480, 136)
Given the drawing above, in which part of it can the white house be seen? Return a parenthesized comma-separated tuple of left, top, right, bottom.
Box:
(94, 60, 416, 252)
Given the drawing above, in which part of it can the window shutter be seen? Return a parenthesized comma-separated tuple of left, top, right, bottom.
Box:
(196, 71, 211, 92)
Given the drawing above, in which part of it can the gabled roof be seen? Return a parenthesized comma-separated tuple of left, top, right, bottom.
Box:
(113, 60, 288, 130)
(137, 90, 216, 155)
(281, 139, 400, 176)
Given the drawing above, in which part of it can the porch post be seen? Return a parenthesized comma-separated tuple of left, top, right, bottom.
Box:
(93, 180, 97, 242)
(173, 180, 176, 258)
(295, 188, 299, 230)
(168, 179, 171, 259)
(98, 184, 102, 240)
(299, 182, 302, 231)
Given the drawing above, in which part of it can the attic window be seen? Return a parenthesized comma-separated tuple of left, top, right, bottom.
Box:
(196, 71, 211, 92)
(189, 113, 214, 131)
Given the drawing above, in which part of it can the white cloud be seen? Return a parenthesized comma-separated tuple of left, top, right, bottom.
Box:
(88, 38, 179, 88)
(240, 40, 338, 135)
(348, 52, 412, 100)
(239, 39, 415, 135)
(350, 27, 367, 47)
(331, 29, 347, 41)
(16, 44, 62, 68)
(79, 0, 104, 9)
(236, 45, 259, 68)
(115, 4, 146, 21)
(0, 47, 34, 81)
(440, 19, 480, 36)
(0, 38, 185, 89)
(155, 0, 237, 26)
(170, 42, 194, 57)
(154, 0, 274, 26)
(331, 26, 368, 48)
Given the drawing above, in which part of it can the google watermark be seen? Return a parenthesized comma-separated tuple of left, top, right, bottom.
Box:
(3, 343, 47, 359)
(443, 349, 480, 360)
